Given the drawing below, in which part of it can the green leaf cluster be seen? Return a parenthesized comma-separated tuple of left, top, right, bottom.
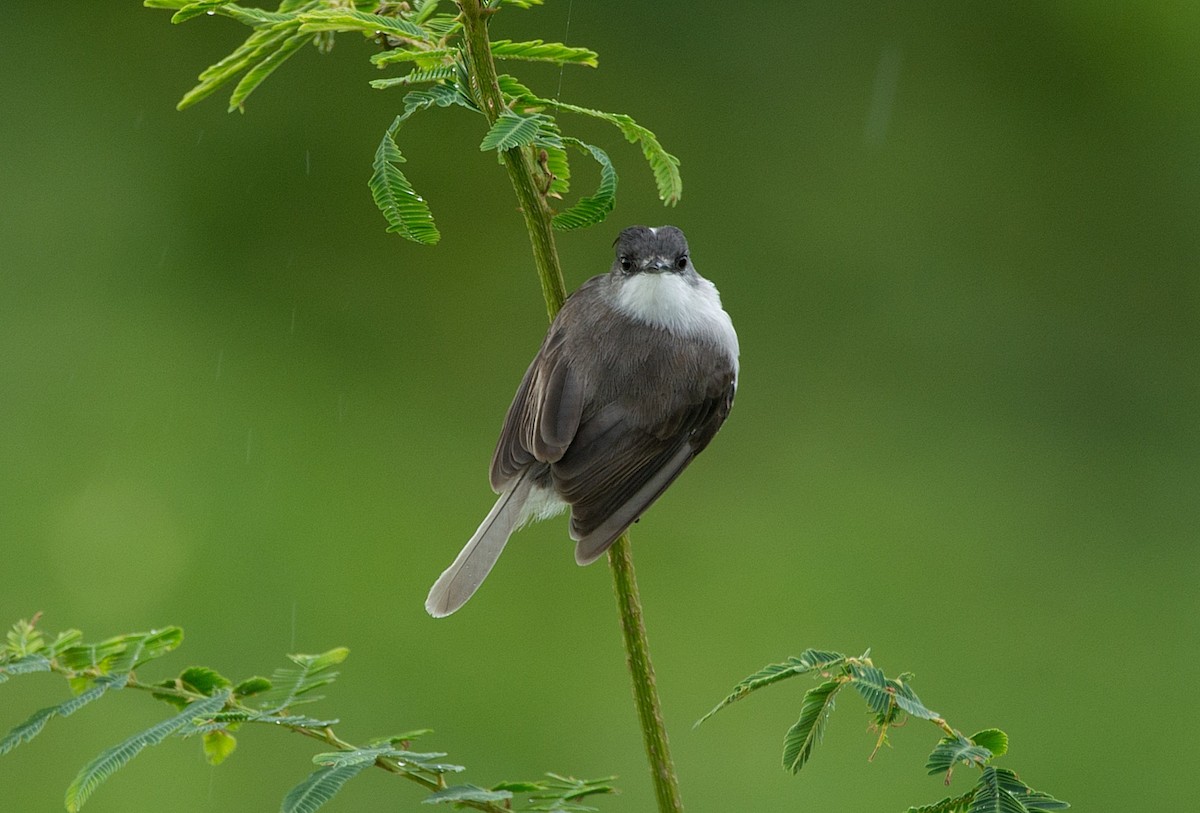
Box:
(908, 768, 1069, 813)
(698, 647, 1068, 813)
(0, 617, 615, 813)
(148, 0, 682, 245)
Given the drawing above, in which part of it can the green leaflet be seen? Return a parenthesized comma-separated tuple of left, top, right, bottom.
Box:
(527, 114, 570, 196)
(849, 662, 892, 715)
(0, 654, 51, 683)
(65, 690, 229, 812)
(368, 84, 474, 245)
(258, 648, 349, 711)
(697, 649, 846, 726)
(192, 3, 296, 27)
(527, 95, 683, 206)
(386, 750, 465, 775)
(551, 139, 616, 231)
(5, 618, 43, 657)
(311, 746, 464, 775)
(296, 8, 434, 42)
(170, 1, 232, 23)
(371, 47, 456, 67)
(967, 767, 1028, 813)
(383, 728, 434, 743)
(154, 666, 235, 709)
(489, 39, 598, 67)
(179, 665, 233, 694)
(202, 729, 237, 765)
(169, 2, 329, 112)
(906, 790, 978, 813)
(527, 773, 617, 806)
(229, 30, 315, 112)
(401, 83, 477, 117)
(542, 144, 571, 196)
(970, 729, 1009, 758)
(480, 112, 553, 152)
(281, 762, 375, 813)
(926, 733, 994, 779)
(992, 768, 1069, 812)
(0, 707, 57, 756)
(891, 677, 939, 720)
(57, 627, 183, 674)
(782, 678, 842, 773)
(370, 65, 458, 89)
(370, 130, 440, 245)
(0, 673, 129, 757)
(411, 0, 440, 25)
(234, 675, 273, 697)
(423, 784, 514, 805)
(420, 13, 462, 40)
(176, 22, 294, 110)
(495, 73, 538, 104)
(311, 745, 394, 767)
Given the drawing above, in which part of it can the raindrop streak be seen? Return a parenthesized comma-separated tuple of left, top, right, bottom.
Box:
(864, 46, 903, 147)
(555, 0, 575, 101)
(134, 110, 146, 130)
(215, 349, 224, 382)
(290, 305, 298, 335)
(338, 394, 346, 422)
(305, 150, 311, 175)
(290, 601, 297, 652)
(246, 428, 253, 464)
(196, 129, 205, 146)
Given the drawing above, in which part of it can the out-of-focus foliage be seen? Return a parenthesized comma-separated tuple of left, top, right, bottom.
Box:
(1, 0, 1197, 811)
(149, 0, 680, 244)
(0, 617, 615, 812)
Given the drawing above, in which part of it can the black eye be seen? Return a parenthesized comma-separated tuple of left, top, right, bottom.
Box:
(675, 255, 688, 270)
(620, 257, 633, 272)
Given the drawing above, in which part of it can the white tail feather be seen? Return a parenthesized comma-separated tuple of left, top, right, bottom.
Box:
(425, 474, 534, 617)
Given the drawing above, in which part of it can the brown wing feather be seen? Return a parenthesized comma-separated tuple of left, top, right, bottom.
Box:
(558, 373, 735, 560)
(489, 329, 584, 493)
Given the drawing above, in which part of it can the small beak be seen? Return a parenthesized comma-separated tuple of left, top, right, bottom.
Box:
(646, 257, 673, 273)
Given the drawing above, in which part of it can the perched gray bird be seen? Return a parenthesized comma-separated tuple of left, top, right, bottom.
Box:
(426, 226, 739, 617)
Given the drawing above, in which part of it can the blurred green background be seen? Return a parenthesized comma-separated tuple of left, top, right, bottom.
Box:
(2, 1, 1198, 810)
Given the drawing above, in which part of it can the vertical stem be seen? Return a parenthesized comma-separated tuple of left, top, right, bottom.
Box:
(459, 0, 567, 319)
(608, 533, 685, 813)
(457, 4, 684, 811)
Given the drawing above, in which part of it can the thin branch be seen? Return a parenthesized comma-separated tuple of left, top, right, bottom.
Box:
(607, 533, 685, 813)
(64, 667, 506, 812)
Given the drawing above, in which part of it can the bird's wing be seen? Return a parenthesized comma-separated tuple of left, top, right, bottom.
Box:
(489, 326, 585, 493)
(558, 373, 736, 564)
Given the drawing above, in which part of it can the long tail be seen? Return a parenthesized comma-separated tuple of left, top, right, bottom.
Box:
(425, 473, 533, 617)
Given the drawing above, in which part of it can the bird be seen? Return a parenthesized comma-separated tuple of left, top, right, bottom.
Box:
(425, 225, 739, 617)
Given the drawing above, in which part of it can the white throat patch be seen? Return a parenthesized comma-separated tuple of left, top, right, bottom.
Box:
(613, 272, 740, 365)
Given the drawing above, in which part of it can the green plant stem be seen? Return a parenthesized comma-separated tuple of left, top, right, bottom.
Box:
(459, 0, 566, 319)
(458, 3, 684, 811)
(607, 533, 685, 813)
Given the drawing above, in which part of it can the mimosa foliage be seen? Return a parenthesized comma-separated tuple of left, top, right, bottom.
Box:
(145, 0, 682, 245)
(697, 648, 1069, 813)
(0, 617, 615, 813)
